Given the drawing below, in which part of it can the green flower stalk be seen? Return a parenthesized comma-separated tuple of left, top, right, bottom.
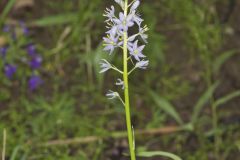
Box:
(101, 0, 148, 159)
(123, 1, 135, 159)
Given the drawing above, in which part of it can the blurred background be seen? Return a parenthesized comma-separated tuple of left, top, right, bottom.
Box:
(0, 0, 240, 160)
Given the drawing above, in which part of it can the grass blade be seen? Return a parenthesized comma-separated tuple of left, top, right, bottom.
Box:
(191, 82, 219, 125)
(10, 146, 21, 160)
(31, 13, 78, 26)
(214, 91, 240, 108)
(137, 151, 182, 160)
(149, 90, 183, 125)
(0, 0, 16, 21)
(213, 50, 236, 73)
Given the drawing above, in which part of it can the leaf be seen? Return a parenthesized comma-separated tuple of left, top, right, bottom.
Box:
(236, 141, 240, 151)
(149, 90, 183, 125)
(137, 151, 182, 160)
(32, 13, 78, 26)
(0, 0, 16, 21)
(213, 50, 236, 73)
(214, 90, 240, 108)
(10, 145, 21, 160)
(191, 82, 219, 125)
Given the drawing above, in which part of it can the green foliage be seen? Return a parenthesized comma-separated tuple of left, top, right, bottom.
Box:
(214, 90, 240, 108)
(149, 90, 183, 125)
(191, 82, 219, 125)
(32, 13, 78, 26)
(0, 0, 16, 25)
(0, 0, 239, 159)
(213, 50, 237, 73)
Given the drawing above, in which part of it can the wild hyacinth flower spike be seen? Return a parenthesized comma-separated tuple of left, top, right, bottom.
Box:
(101, 0, 149, 159)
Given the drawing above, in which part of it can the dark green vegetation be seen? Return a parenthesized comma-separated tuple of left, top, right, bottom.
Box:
(0, 0, 240, 159)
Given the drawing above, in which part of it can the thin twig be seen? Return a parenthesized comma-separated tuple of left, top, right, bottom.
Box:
(111, 66, 123, 74)
(36, 126, 182, 147)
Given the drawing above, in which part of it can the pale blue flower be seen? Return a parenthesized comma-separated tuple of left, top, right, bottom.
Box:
(139, 25, 148, 43)
(113, 12, 134, 32)
(103, 33, 119, 54)
(102, 0, 149, 101)
(129, 40, 145, 61)
(132, 11, 143, 26)
(99, 59, 111, 73)
(116, 78, 124, 89)
(128, 25, 148, 43)
(136, 60, 149, 69)
(130, 0, 140, 12)
(104, 6, 115, 22)
(106, 25, 118, 37)
(106, 90, 119, 99)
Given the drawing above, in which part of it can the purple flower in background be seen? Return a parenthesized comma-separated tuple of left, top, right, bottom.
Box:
(3, 25, 10, 32)
(28, 75, 43, 91)
(4, 64, 17, 79)
(26, 44, 37, 56)
(0, 47, 8, 58)
(1, 21, 44, 92)
(29, 55, 42, 69)
(20, 21, 29, 35)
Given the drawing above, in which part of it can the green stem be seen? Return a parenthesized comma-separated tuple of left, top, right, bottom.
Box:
(111, 66, 123, 74)
(128, 67, 136, 75)
(123, 0, 136, 160)
(2, 129, 6, 160)
(212, 103, 220, 160)
(205, 54, 220, 160)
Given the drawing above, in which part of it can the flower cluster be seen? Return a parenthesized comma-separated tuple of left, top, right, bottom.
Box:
(103, 0, 148, 58)
(101, 0, 149, 99)
(0, 22, 43, 90)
